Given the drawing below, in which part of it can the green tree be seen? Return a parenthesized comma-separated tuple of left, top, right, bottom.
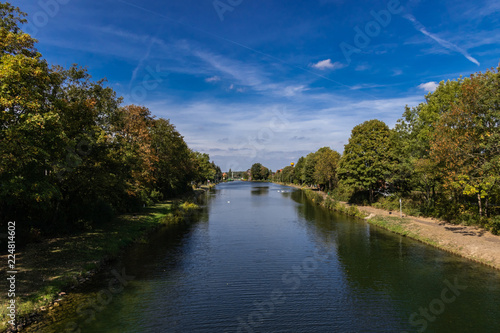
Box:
(303, 152, 317, 186)
(250, 162, 269, 181)
(430, 69, 500, 218)
(338, 119, 395, 203)
(293, 156, 305, 184)
(0, 4, 64, 230)
(281, 165, 294, 183)
(313, 147, 341, 191)
(151, 118, 193, 197)
(394, 79, 464, 209)
(191, 152, 216, 184)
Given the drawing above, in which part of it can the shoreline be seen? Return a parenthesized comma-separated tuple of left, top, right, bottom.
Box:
(0, 188, 209, 332)
(276, 182, 500, 270)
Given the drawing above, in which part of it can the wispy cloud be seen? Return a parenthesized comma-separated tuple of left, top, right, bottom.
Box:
(311, 59, 345, 70)
(355, 64, 371, 71)
(392, 69, 403, 76)
(404, 14, 480, 66)
(349, 83, 386, 90)
(461, 1, 500, 20)
(205, 76, 221, 83)
(147, 93, 423, 170)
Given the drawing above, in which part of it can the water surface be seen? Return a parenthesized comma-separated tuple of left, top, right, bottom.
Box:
(42, 181, 500, 332)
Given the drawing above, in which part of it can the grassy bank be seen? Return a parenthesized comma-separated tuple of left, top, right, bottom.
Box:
(301, 188, 367, 219)
(291, 184, 499, 268)
(365, 215, 496, 268)
(367, 216, 439, 247)
(0, 198, 202, 331)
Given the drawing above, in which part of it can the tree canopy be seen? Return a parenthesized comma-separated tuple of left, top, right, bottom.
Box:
(338, 119, 396, 202)
(0, 4, 220, 238)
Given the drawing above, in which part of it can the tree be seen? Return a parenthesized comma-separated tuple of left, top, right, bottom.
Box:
(151, 118, 193, 197)
(250, 163, 269, 181)
(394, 79, 464, 208)
(430, 69, 500, 218)
(293, 156, 305, 184)
(115, 105, 157, 198)
(281, 165, 294, 183)
(338, 119, 396, 203)
(313, 147, 341, 191)
(0, 2, 60, 230)
(192, 152, 216, 184)
(0, 2, 223, 238)
(303, 152, 317, 186)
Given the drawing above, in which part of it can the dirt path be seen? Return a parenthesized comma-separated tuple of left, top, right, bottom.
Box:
(281, 183, 500, 270)
(354, 203, 500, 269)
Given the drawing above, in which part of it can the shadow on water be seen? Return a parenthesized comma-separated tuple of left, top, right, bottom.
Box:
(25, 200, 210, 333)
(30, 183, 500, 333)
(292, 189, 500, 333)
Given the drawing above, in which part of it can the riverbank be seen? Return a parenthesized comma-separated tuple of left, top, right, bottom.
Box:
(0, 190, 207, 332)
(276, 182, 500, 270)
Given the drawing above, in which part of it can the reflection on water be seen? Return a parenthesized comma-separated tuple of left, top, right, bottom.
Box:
(37, 181, 500, 333)
(251, 185, 269, 196)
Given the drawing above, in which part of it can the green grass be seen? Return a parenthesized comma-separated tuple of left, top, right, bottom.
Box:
(367, 216, 440, 248)
(303, 189, 368, 219)
(0, 201, 194, 330)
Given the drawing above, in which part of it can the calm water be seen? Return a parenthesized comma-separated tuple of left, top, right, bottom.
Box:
(41, 181, 500, 332)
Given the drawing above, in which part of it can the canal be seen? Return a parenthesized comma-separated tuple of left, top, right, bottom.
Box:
(39, 181, 500, 332)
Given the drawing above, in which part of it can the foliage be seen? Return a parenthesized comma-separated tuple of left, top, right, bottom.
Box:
(303, 152, 316, 185)
(337, 119, 397, 203)
(304, 190, 366, 219)
(250, 162, 270, 181)
(277, 68, 499, 230)
(313, 147, 340, 191)
(0, 5, 221, 238)
(430, 70, 500, 218)
(293, 156, 306, 184)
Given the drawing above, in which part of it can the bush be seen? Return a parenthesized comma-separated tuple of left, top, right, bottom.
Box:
(179, 201, 200, 210)
(324, 196, 336, 210)
(304, 189, 324, 204)
(486, 216, 500, 235)
(330, 181, 355, 202)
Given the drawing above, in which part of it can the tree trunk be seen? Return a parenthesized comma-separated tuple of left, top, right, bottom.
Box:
(369, 188, 373, 204)
(431, 186, 435, 208)
(485, 197, 488, 217)
(478, 193, 482, 217)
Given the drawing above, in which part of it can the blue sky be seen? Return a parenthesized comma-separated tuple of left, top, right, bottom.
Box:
(13, 0, 500, 171)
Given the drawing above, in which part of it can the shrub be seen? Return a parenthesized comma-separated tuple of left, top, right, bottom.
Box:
(486, 216, 500, 235)
(330, 181, 355, 202)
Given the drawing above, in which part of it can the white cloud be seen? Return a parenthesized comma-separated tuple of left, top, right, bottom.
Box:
(205, 76, 221, 83)
(147, 93, 423, 171)
(418, 81, 439, 92)
(311, 59, 345, 70)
